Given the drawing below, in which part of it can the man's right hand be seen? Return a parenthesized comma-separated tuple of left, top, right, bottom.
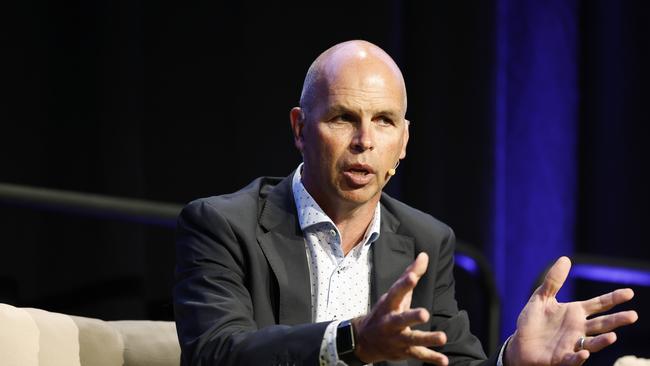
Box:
(352, 252, 449, 365)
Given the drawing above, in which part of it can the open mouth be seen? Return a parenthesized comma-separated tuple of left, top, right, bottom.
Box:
(342, 164, 375, 186)
(348, 167, 370, 175)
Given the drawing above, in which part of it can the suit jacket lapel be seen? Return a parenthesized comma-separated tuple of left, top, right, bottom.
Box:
(371, 202, 415, 307)
(257, 175, 312, 325)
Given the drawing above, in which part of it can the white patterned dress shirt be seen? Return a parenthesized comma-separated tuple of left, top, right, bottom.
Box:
(291, 164, 380, 366)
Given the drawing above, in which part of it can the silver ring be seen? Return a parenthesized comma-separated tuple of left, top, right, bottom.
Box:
(578, 336, 586, 350)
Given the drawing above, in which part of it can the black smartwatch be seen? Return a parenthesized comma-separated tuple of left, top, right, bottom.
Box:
(336, 319, 364, 366)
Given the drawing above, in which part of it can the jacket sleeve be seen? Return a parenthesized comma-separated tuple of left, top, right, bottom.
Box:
(173, 199, 330, 366)
(426, 227, 496, 366)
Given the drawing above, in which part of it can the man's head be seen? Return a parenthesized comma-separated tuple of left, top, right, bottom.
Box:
(290, 40, 410, 215)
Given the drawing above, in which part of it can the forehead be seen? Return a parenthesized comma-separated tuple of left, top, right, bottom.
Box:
(318, 59, 406, 114)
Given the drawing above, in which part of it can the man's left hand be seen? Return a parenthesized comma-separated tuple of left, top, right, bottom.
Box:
(505, 256, 638, 366)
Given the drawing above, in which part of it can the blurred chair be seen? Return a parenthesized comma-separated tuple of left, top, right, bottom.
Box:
(454, 241, 500, 353)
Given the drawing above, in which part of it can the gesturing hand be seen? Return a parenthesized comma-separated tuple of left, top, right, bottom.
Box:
(506, 256, 638, 366)
(352, 252, 449, 365)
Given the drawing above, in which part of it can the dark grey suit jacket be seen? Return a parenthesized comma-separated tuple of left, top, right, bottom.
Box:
(173, 174, 491, 366)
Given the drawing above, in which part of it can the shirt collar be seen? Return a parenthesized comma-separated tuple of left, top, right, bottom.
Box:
(291, 163, 381, 246)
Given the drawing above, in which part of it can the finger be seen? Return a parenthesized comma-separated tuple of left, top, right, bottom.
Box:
(386, 253, 429, 309)
(582, 332, 617, 353)
(409, 252, 429, 277)
(562, 350, 590, 366)
(385, 271, 418, 310)
(406, 345, 449, 366)
(399, 329, 447, 347)
(581, 288, 635, 315)
(537, 256, 571, 298)
(585, 310, 639, 334)
(388, 308, 430, 330)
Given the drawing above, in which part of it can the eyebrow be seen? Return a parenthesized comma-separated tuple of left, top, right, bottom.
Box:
(327, 104, 402, 120)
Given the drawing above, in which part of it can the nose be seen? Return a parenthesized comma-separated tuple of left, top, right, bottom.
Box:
(351, 121, 374, 152)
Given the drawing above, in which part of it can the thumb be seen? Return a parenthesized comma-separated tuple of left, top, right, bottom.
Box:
(537, 256, 571, 298)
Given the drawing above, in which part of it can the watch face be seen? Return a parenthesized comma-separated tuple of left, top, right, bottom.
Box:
(337, 321, 355, 355)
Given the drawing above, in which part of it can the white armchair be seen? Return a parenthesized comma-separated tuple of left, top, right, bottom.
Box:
(0, 303, 180, 366)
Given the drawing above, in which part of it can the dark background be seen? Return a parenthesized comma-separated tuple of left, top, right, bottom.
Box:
(1, 1, 648, 364)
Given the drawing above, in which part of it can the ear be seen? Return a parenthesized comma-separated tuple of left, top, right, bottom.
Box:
(290, 107, 306, 154)
(399, 119, 410, 159)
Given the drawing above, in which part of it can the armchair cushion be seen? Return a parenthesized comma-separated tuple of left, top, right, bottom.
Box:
(24, 308, 80, 366)
(70, 315, 125, 366)
(0, 303, 40, 366)
(110, 320, 179, 366)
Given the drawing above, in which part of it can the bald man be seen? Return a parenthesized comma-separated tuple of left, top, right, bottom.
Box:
(173, 40, 637, 366)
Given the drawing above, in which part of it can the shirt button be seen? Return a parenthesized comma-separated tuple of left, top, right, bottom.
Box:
(329, 229, 336, 237)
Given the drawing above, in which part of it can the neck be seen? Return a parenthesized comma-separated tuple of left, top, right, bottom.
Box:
(329, 202, 377, 255)
(301, 175, 379, 255)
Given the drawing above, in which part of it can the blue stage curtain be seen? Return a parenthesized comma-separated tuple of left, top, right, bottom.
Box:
(492, 0, 579, 339)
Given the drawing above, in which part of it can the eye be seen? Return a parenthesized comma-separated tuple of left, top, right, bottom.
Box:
(330, 113, 354, 123)
(375, 115, 394, 126)
(340, 113, 355, 122)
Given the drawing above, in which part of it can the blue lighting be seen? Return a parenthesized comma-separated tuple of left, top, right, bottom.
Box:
(492, 0, 579, 340)
(571, 264, 650, 287)
(455, 254, 479, 275)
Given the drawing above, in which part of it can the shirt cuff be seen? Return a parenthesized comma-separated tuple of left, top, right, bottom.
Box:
(496, 335, 513, 366)
(320, 320, 343, 366)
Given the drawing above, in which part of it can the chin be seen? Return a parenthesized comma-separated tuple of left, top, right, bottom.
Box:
(337, 186, 381, 206)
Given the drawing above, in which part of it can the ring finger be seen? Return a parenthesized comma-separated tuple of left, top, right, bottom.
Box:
(575, 332, 617, 353)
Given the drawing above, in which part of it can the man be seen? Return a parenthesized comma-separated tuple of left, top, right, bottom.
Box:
(173, 40, 637, 366)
